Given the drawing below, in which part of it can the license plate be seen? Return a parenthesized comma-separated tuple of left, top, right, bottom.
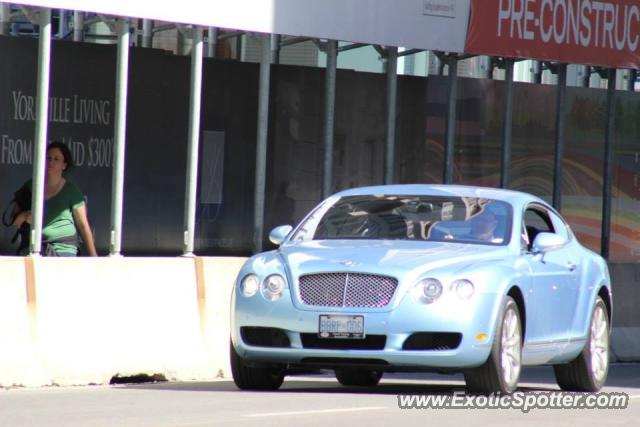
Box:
(318, 315, 364, 339)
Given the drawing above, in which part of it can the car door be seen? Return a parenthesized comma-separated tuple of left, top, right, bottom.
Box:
(523, 205, 579, 347)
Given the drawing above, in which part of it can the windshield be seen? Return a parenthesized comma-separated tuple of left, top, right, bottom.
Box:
(291, 195, 512, 245)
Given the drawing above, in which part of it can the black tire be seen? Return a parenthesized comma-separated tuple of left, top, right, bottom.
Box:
(335, 368, 383, 387)
(464, 296, 522, 394)
(230, 341, 285, 390)
(554, 297, 609, 392)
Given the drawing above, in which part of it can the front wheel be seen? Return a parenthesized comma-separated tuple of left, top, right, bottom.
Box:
(464, 296, 522, 394)
(230, 341, 285, 390)
(554, 297, 609, 391)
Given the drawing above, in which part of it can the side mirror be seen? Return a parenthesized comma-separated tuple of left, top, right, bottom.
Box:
(269, 225, 293, 246)
(532, 232, 567, 253)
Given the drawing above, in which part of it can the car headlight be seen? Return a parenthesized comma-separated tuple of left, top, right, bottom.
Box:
(411, 278, 443, 304)
(240, 274, 260, 297)
(261, 274, 286, 301)
(452, 279, 475, 299)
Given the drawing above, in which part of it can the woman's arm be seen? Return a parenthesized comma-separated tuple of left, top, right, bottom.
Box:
(12, 205, 32, 227)
(73, 204, 98, 256)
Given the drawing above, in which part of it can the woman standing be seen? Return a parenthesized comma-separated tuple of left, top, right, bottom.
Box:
(12, 142, 98, 256)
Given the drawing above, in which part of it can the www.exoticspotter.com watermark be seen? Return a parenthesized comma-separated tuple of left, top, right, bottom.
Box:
(397, 390, 628, 413)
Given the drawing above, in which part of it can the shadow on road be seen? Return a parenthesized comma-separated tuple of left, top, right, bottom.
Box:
(116, 379, 584, 395)
(118, 363, 639, 395)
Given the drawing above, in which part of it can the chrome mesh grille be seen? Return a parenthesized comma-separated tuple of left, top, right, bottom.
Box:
(298, 273, 398, 308)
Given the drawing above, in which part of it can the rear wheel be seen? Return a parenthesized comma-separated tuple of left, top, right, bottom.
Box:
(230, 341, 285, 390)
(554, 297, 609, 391)
(335, 369, 382, 387)
(464, 296, 522, 394)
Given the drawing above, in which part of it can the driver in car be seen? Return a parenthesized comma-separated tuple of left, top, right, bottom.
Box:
(468, 209, 503, 243)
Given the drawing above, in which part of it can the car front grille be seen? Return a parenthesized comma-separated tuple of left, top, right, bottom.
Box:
(298, 273, 398, 308)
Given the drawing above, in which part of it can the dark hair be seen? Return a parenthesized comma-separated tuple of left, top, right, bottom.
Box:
(47, 141, 73, 171)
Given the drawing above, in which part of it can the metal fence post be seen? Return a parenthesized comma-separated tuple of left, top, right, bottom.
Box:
(29, 8, 52, 255)
(384, 46, 398, 184)
(443, 55, 458, 184)
(500, 59, 514, 189)
(142, 19, 153, 48)
(0, 3, 10, 35)
(253, 34, 272, 253)
(207, 27, 218, 58)
(72, 10, 84, 42)
(322, 40, 337, 198)
(601, 69, 616, 259)
(183, 27, 203, 256)
(553, 64, 567, 211)
(109, 19, 130, 256)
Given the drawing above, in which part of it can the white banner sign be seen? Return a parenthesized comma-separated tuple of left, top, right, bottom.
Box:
(11, 0, 471, 52)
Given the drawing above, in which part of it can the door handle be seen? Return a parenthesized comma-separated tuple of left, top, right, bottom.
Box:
(567, 262, 577, 271)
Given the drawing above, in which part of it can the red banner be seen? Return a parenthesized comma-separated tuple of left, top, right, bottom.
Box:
(465, 0, 640, 69)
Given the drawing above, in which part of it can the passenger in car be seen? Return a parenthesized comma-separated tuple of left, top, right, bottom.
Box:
(468, 209, 502, 243)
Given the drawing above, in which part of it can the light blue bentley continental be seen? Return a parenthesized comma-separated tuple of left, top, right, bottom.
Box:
(230, 185, 612, 394)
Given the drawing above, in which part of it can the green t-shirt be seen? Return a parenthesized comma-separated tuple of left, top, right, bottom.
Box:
(23, 179, 85, 255)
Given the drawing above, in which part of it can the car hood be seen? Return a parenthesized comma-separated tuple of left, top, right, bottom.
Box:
(278, 239, 509, 280)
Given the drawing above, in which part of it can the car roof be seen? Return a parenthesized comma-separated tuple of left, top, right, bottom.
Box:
(334, 184, 547, 208)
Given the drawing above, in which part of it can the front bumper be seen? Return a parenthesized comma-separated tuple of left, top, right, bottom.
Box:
(231, 288, 503, 370)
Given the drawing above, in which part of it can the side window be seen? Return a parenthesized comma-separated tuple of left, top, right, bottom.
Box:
(547, 210, 570, 241)
(520, 220, 529, 252)
(523, 207, 554, 250)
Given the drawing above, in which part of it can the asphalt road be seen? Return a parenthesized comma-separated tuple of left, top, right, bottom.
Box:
(1, 364, 638, 427)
